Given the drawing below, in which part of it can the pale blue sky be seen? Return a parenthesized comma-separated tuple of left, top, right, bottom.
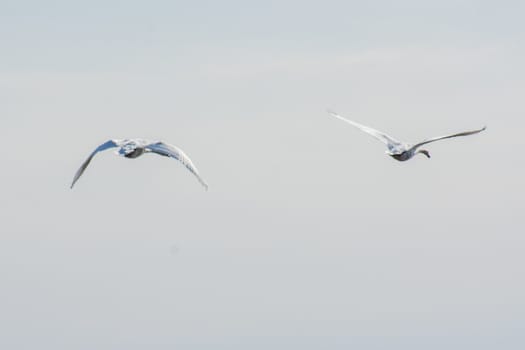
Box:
(1, 1, 524, 349)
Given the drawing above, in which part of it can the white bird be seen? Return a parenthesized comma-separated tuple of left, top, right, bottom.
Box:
(329, 111, 486, 161)
(71, 139, 208, 190)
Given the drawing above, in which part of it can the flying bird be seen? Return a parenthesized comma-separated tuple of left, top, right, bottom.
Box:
(329, 111, 485, 161)
(71, 139, 208, 190)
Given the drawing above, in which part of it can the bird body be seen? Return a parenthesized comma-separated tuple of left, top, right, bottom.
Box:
(71, 138, 208, 190)
(390, 150, 416, 161)
(118, 140, 147, 158)
(329, 111, 485, 161)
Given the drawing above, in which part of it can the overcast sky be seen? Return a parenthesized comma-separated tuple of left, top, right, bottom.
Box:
(1, 1, 524, 349)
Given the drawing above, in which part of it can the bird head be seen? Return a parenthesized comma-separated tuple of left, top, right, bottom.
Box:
(417, 149, 431, 158)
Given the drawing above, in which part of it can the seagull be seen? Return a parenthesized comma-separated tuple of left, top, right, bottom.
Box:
(329, 111, 486, 161)
(71, 139, 208, 190)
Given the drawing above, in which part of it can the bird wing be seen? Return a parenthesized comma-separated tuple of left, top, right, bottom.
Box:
(409, 126, 486, 151)
(71, 140, 120, 189)
(146, 142, 209, 190)
(328, 111, 403, 151)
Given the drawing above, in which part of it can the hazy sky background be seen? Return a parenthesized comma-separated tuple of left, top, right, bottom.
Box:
(1, 1, 524, 349)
